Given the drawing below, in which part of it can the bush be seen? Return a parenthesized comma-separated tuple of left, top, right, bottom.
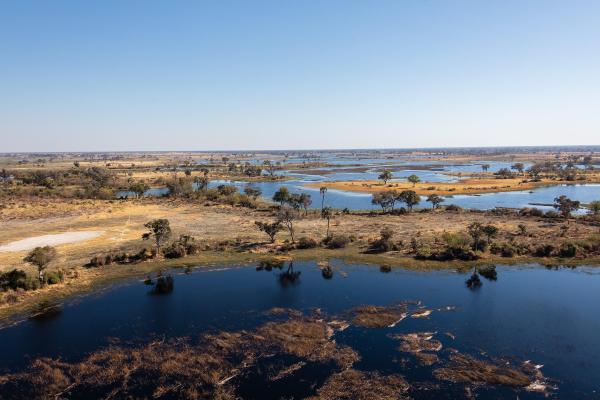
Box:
(1, 290, 20, 304)
(297, 236, 319, 249)
(534, 244, 555, 257)
(45, 270, 63, 285)
(325, 234, 350, 249)
(519, 207, 544, 217)
(164, 236, 199, 259)
(238, 194, 256, 209)
(0, 269, 40, 291)
(88, 255, 105, 267)
(445, 204, 462, 212)
(544, 210, 560, 219)
(559, 243, 577, 258)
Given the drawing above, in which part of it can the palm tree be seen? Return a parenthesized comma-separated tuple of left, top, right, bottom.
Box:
(321, 207, 333, 238)
(320, 186, 327, 211)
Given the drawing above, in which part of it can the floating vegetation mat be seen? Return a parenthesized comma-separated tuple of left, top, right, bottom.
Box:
(0, 301, 554, 399)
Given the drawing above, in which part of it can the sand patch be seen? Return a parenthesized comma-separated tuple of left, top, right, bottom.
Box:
(0, 231, 104, 253)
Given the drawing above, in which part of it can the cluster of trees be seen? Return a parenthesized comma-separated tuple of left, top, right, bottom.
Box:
(371, 190, 421, 212)
(7, 166, 117, 199)
(377, 171, 420, 187)
(253, 187, 335, 244)
(272, 187, 312, 214)
(1, 245, 63, 302)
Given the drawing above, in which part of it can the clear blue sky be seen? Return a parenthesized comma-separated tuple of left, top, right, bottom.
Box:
(1, 0, 599, 151)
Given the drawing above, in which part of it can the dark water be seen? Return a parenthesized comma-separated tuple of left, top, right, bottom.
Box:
(1, 261, 599, 398)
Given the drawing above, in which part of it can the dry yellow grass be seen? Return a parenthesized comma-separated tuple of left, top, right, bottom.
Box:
(306, 174, 600, 196)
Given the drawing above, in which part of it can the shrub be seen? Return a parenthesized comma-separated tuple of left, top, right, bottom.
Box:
(238, 194, 256, 209)
(0, 269, 40, 291)
(559, 243, 577, 258)
(325, 234, 350, 249)
(2, 290, 20, 304)
(534, 244, 555, 257)
(297, 236, 319, 249)
(164, 236, 199, 259)
(368, 228, 397, 253)
(445, 204, 462, 212)
(88, 255, 105, 267)
(380, 265, 392, 273)
(45, 270, 63, 285)
(544, 210, 559, 219)
(478, 266, 497, 281)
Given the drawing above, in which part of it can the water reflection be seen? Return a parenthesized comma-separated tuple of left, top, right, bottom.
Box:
(149, 274, 174, 295)
(0, 261, 599, 398)
(278, 261, 301, 287)
(28, 300, 62, 322)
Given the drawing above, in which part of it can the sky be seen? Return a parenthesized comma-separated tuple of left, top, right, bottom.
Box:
(1, 0, 599, 152)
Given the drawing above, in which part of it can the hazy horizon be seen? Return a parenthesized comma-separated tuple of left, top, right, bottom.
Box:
(2, 1, 599, 151)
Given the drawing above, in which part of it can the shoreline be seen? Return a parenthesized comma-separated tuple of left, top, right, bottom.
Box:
(2, 246, 599, 327)
(305, 177, 600, 196)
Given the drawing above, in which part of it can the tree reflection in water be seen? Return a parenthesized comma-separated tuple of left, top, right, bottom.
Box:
(278, 261, 301, 287)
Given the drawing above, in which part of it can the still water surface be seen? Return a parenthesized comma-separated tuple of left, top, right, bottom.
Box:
(1, 261, 599, 398)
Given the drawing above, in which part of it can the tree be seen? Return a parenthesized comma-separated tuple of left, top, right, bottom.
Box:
(143, 219, 172, 253)
(590, 200, 600, 215)
(467, 222, 485, 251)
(553, 195, 580, 218)
(511, 163, 525, 174)
(129, 181, 150, 198)
(278, 206, 298, 243)
(297, 193, 312, 215)
(24, 246, 57, 283)
(426, 194, 444, 209)
(321, 207, 333, 238)
(482, 224, 499, 244)
(407, 174, 420, 187)
(378, 170, 393, 184)
(244, 186, 262, 200)
(371, 191, 396, 213)
(217, 184, 238, 196)
(481, 164, 490, 172)
(286, 193, 303, 211)
(255, 221, 282, 243)
(319, 186, 328, 211)
(194, 175, 209, 191)
(263, 160, 275, 178)
(495, 168, 514, 179)
(396, 190, 420, 212)
(273, 187, 291, 206)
